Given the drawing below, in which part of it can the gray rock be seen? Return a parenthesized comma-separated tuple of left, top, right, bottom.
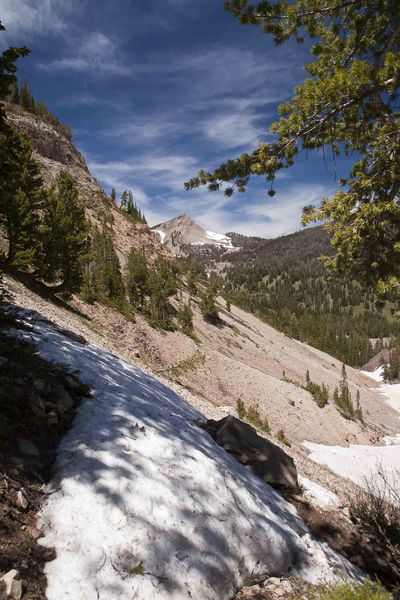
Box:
(342, 507, 352, 520)
(56, 392, 74, 413)
(64, 375, 81, 391)
(0, 569, 22, 600)
(29, 394, 46, 418)
(17, 438, 40, 459)
(27, 525, 42, 540)
(280, 580, 294, 594)
(33, 378, 46, 394)
(202, 415, 298, 491)
(47, 411, 59, 426)
(15, 490, 28, 510)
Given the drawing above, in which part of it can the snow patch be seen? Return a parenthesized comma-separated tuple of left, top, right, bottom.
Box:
(299, 476, 343, 508)
(205, 230, 233, 248)
(361, 366, 400, 413)
(304, 441, 400, 498)
(360, 367, 384, 382)
(10, 311, 361, 599)
(154, 229, 166, 243)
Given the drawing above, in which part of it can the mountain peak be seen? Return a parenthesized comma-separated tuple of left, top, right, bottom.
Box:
(152, 213, 234, 255)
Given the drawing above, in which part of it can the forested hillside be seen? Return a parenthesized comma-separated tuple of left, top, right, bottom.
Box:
(216, 228, 400, 367)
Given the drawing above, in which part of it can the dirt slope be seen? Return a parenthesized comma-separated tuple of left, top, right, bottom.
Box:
(5, 271, 400, 484)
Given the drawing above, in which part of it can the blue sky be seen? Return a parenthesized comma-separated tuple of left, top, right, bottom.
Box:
(1, 0, 350, 238)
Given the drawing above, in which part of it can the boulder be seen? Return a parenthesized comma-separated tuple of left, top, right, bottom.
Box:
(16, 438, 40, 459)
(54, 386, 74, 414)
(28, 394, 46, 419)
(32, 378, 46, 394)
(0, 569, 22, 600)
(64, 375, 82, 391)
(202, 415, 298, 492)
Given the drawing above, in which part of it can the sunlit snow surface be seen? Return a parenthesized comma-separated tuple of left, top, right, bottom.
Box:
(191, 230, 233, 249)
(305, 367, 400, 498)
(11, 310, 360, 599)
(298, 476, 342, 508)
(155, 229, 166, 244)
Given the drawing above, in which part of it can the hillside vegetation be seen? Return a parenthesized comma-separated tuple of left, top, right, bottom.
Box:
(189, 227, 400, 367)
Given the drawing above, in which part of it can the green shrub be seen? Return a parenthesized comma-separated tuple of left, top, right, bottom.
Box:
(236, 398, 246, 419)
(276, 429, 291, 447)
(169, 352, 206, 377)
(334, 364, 364, 422)
(236, 399, 270, 434)
(312, 579, 391, 600)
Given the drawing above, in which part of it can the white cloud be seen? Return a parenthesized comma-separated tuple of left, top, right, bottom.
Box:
(39, 32, 129, 75)
(202, 112, 263, 150)
(105, 119, 180, 145)
(1, 0, 75, 39)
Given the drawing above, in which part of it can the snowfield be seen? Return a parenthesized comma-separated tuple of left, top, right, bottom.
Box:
(305, 368, 400, 499)
(13, 311, 360, 599)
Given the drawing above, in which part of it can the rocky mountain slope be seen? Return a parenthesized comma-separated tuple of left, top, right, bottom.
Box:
(153, 214, 234, 255)
(5, 106, 399, 456)
(3, 105, 400, 596)
(5, 104, 164, 267)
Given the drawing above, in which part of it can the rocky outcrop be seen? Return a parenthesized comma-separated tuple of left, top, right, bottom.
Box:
(202, 415, 299, 492)
(5, 104, 166, 268)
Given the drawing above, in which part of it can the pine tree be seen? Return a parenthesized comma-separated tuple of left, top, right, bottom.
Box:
(6, 79, 19, 104)
(200, 289, 219, 323)
(0, 24, 29, 131)
(19, 82, 35, 112)
(110, 188, 117, 203)
(147, 258, 178, 329)
(120, 190, 129, 211)
(125, 248, 149, 308)
(187, 269, 198, 296)
(38, 170, 88, 293)
(177, 302, 194, 336)
(81, 225, 124, 303)
(0, 129, 42, 266)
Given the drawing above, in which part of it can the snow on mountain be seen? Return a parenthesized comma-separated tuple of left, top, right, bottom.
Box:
(153, 214, 233, 255)
(12, 311, 360, 600)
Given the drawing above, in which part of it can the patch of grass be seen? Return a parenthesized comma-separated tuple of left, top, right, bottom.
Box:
(276, 428, 291, 447)
(169, 351, 206, 377)
(126, 561, 144, 576)
(312, 579, 391, 600)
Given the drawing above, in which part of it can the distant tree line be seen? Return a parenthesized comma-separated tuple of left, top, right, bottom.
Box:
(191, 228, 400, 368)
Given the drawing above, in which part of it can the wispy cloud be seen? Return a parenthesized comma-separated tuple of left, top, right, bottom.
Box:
(38, 32, 130, 75)
(1, 0, 77, 39)
(202, 112, 263, 150)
